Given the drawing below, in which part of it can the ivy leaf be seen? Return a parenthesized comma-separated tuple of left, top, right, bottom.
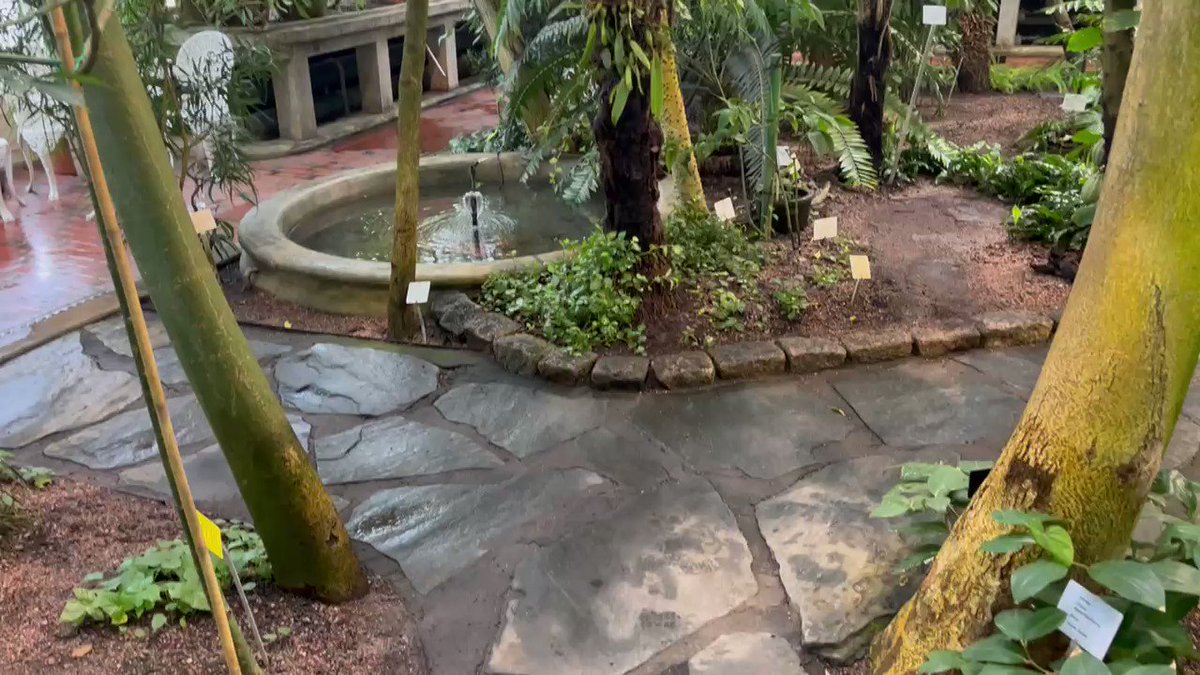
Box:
(1060, 652, 1111, 675)
(928, 465, 969, 498)
(649, 55, 664, 120)
(992, 511, 1057, 529)
(1030, 525, 1074, 567)
(1148, 560, 1200, 596)
(919, 651, 969, 673)
(1011, 560, 1068, 603)
(1067, 27, 1103, 53)
(1089, 560, 1166, 611)
(961, 635, 1026, 665)
(994, 607, 1066, 643)
(982, 534, 1036, 555)
(871, 492, 912, 519)
(151, 613, 168, 632)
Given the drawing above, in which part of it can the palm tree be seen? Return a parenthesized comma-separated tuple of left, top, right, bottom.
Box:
(848, 0, 894, 172)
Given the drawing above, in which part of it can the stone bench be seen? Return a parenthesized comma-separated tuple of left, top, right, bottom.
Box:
(231, 0, 470, 142)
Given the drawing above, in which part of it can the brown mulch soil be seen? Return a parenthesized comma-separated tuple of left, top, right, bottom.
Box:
(223, 92, 1071, 356)
(0, 479, 426, 675)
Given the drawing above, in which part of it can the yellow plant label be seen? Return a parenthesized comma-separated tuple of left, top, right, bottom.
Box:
(812, 217, 838, 240)
(190, 209, 217, 235)
(849, 255, 872, 280)
(198, 512, 223, 559)
(714, 198, 736, 222)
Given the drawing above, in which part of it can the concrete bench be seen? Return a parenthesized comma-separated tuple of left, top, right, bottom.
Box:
(232, 0, 471, 142)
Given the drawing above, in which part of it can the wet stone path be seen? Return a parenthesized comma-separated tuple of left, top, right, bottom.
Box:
(2, 316, 1199, 674)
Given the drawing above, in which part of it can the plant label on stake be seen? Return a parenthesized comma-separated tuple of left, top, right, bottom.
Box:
(849, 255, 871, 304)
(776, 145, 793, 168)
(406, 281, 432, 343)
(200, 512, 269, 664)
(922, 4, 947, 26)
(197, 512, 223, 559)
(190, 209, 217, 235)
(1057, 580, 1123, 659)
(714, 197, 736, 222)
(812, 217, 838, 241)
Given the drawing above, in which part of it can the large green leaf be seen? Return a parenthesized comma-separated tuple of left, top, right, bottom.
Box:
(961, 635, 1026, 665)
(982, 534, 1036, 555)
(993, 607, 1066, 643)
(992, 511, 1057, 529)
(1089, 560, 1166, 611)
(1103, 9, 1140, 32)
(1067, 27, 1102, 53)
(1149, 560, 1200, 596)
(1060, 652, 1111, 675)
(649, 54, 664, 119)
(1030, 525, 1074, 567)
(1011, 560, 1069, 603)
(919, 650, 969, 673)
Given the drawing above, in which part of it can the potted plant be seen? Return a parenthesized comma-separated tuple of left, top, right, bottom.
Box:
(770, 146, 815, 246)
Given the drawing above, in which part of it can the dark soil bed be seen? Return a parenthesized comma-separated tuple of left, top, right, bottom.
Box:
(224, 92, 1071, 356)
(0, 479, 426, 674)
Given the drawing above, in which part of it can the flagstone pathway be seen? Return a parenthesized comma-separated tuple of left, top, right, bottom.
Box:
(2, 316, 1198, 674)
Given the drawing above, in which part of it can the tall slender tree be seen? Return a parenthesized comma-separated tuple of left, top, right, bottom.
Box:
(79, 19, 368, 603)
(848, 0, 893, 172)
(872, 1, 1200, 670)
(387, 0, 430, 339)
(1101, 0, 1136, 163)
(660, 29, 706, 212)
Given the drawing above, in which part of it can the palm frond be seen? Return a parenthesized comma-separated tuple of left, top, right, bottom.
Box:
(820, 113, 878, 189)
(783, 62, 853, 99)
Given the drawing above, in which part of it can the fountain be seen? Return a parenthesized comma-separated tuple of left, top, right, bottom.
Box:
(239, 153, 602, 316)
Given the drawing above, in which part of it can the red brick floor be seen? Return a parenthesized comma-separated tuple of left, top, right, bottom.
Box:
(0, 88, 499, 349)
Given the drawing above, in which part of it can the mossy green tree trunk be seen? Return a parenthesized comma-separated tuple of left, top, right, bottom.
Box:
(848, 0, 893, 172)
(1101, 0, 1136, 163)
(661, 36, 705, 212)
(387, 0, 429, 339)
(80, 20, 368, 603)
(871, 2, 1200, 671)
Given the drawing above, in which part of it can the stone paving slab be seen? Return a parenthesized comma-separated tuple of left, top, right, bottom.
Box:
(952, 345, 1048, 395)
(87, 316, 171, 358)
(156, 340, 292, 386)
(316, 417, 502, 484)
(487, 478, 756, 675)
(831, 360, 1025, 447)
(118, 413, 312, 504)
(687, 633, 804, 675)
(631, 382, 858, 479)
(346, 469, 606, 594)
(43, 394, 215, 470)
(756, 454, 941, 658)
(0, 333, 142, 448)
(434, 382, 620, 458)
(275, 343, 439, 415)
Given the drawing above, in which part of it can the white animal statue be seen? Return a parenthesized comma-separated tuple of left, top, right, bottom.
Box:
(173, 31, 235, 174)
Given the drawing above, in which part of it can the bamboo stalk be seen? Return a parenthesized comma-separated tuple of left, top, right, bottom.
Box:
(47, 8, 243, 675)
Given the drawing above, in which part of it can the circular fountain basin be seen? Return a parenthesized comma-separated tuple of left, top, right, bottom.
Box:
(239, 153, 600, 316)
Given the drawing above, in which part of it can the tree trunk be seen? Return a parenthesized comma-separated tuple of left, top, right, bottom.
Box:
(388, 0, 429, 340)
(661, 39, 706, 213)
(80, 20, 368, 603)
(956, 11, 995, 94)
(591, 0, 665, 250)
(1101, 0, 1136, 164)
(471, 0, 515, 73)
(871, 2, 1200, 671)
(848, 0, 893, 172)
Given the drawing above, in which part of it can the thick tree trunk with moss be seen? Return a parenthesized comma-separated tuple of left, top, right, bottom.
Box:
(849, 0, 893, 172)
(871, 3, 1200, 671)
(388, 0, 429, 339)
(591, 0, 666, 250)
(956, 11, 995, 94)
(80, 20, 368, 603)
(1101, 0, 1136, 164)
(661, 39, 705, 212)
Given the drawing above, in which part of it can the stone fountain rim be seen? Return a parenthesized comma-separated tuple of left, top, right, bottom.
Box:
(238, 153, 571, 297)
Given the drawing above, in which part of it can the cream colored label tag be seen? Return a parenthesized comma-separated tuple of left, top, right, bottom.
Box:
(812, 217, 838, 241)
(406, 281, 431, 304)
(1062, 94, 1089, 113)
(190, 209, 217, 234)
(776, 145, 793, 168)
(849, 255, 872, 280)
(714, 198, 736, 222)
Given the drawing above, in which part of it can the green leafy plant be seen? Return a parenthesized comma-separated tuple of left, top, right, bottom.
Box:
(0, 450, 53, 538)
(60, 521, 272, 630)
(872, 460, 994, 573)
(482, 228, 651, 354)
(772, 284, 809, 320)
(704, 289, 747, 332)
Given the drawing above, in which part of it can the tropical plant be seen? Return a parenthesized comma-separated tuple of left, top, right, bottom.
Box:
(0, 450, 53, 538)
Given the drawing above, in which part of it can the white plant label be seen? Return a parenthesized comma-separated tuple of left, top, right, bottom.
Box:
(406, 281, 432, 305)
(776, 145, 793, 168)
(190, 209, 217, 234)
(812, 217, 838, 241)
(922, 5, 947, 25)
(1062, 94, 1089, 113)
(849, 255, 872, 280)
(1057, 580, 1123, 660)
(714, 197, 736, 222)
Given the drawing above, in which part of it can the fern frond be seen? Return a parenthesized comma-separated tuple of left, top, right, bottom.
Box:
(783, 62, 853, 99)
(821, 113, 878, 189)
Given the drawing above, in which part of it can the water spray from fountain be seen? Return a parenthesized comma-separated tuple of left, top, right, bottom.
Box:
(464, 162, 484, 259)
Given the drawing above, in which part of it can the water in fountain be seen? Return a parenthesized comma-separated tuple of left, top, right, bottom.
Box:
(417, 189, 516, 261)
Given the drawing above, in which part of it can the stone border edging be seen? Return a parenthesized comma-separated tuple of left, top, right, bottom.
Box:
(430, 291, 1058, 391)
